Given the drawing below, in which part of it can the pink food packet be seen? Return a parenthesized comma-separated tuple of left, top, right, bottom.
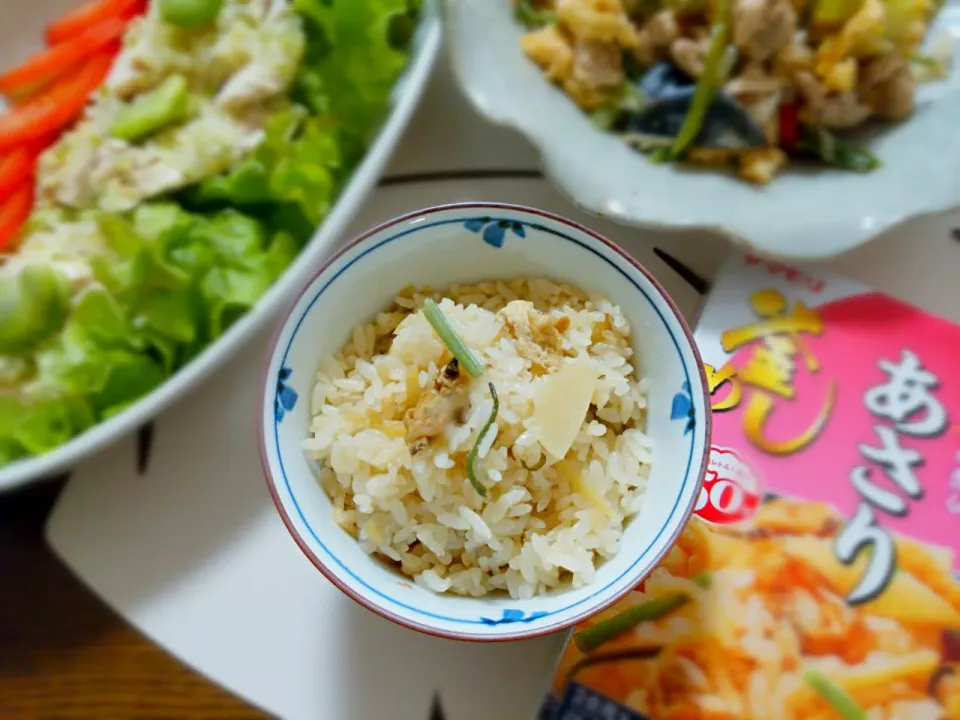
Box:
(539, 251, 960, 720)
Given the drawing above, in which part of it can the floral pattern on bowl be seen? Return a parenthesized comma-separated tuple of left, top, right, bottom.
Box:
(463, 216, 528, 247)
(275, 367, 298, 423)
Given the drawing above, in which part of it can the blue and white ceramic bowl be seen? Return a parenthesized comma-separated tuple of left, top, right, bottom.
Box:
(259, 203, 710, 641)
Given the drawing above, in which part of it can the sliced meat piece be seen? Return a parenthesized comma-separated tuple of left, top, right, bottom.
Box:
(572, 38, 624, 87)
(775, 40, 815, 75)
(732, 0, 797, 63)
(725, 64, 787, 96)
(859, 54, 915, 121)
(796, 71, 872, 128)
(670, 36, 708, 78)
(725, 65, 788, 144)
(563, 38, 624, 108)
(633, 10, 679, 68)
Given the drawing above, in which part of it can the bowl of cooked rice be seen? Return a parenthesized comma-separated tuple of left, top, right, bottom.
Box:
(259, 203, 710, 641)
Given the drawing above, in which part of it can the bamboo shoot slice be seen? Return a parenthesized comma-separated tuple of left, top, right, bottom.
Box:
(534, 359, 598, 460)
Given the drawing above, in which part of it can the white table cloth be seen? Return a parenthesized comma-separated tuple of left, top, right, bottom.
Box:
(46, 60, 960, 720)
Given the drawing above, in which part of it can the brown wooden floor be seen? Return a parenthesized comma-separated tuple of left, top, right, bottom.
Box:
(0, 479, 270, 720)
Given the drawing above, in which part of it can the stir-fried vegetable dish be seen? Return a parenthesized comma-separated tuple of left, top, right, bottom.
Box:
(516, 0, 951, 182)
(0, 0, 420, 468)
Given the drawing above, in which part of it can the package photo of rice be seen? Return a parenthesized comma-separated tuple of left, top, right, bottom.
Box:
(541, 251, 960, 720)
(547, 501, 960, 719)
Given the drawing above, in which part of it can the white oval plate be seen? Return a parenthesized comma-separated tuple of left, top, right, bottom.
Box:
(0, 8, 442, 491)
(445, 0, 960, 260)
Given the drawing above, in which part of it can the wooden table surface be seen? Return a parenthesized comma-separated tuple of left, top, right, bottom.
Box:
(0, 479, 269, 720)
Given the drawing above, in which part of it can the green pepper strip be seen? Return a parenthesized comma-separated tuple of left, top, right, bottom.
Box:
(565, 646, 663, 684)
(423, 299, 485, 378)
(466, 382, 499, 497)
(798, 126, 880, 173)
(515, 0, 558, 27)
(574, 592, 691, 653)
(670, 0, 731, 158)
(803, 670, 868, 720)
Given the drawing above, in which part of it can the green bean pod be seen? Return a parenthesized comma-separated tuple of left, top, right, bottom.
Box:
(565, 646, 663, 684)
(804, 670, 868, 720)
(574, 593, 691, 653)
(670, 0, 731, 157)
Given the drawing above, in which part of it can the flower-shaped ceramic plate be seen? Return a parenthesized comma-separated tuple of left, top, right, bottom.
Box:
(445, 0, 960, 259)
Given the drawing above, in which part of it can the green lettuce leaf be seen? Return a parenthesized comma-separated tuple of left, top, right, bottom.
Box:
(190, 213, 298, 337)
(187, 108, 340, 228)
(0, 395, 96, 458)
(292, 0, 413, 164)
(97, 203, 297, 342)
(32, 287, 166, 414)
(2, 200, 295, 461)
